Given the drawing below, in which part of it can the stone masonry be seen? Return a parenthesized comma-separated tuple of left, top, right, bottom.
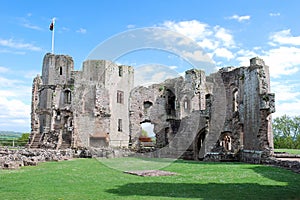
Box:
(28, 53, 275, 161)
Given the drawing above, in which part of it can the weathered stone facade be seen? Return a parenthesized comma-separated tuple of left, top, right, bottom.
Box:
(28, 53, 275, 161)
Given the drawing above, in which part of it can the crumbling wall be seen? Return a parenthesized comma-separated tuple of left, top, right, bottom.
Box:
(28, 75, 42, 148)
(129, 69, 210, 159)
(207, 57, 275, 159)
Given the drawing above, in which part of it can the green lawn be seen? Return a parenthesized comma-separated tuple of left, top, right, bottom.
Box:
(274, 149, 300, 155)
(0, 158, 299, 200)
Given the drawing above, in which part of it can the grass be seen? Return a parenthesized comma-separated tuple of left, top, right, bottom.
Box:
(0, 158, 299, 200)
(274, 149, 300, 155)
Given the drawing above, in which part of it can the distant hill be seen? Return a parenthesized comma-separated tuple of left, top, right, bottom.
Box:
(0, 131, 24, 138)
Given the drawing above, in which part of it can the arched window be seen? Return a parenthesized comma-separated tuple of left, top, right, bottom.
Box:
(64, 90, 71, 104)
(233, 89, 238, 112)
(184, 99, 189, 110)
(117, 90, 124, 104)
(220, 133, 232, 151)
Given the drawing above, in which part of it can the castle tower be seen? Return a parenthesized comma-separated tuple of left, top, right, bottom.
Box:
(39, 53, 74, 133)
(71, 60, 134, 148)
(29, 53, 74, 149)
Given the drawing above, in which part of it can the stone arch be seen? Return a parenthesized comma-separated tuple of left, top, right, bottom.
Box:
(64, 89, 72, 104)
(232, 88, 238, 112)
(139, 120, 155, 148)
(219, 132, 233, 152)
(194, 128, 207, 160)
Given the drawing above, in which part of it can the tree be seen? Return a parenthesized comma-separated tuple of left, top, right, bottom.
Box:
(273, 115, 300, 149)
(16, 133, 30, 146)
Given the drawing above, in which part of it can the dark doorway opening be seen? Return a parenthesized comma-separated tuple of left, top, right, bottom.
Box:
(194, 129, 206, 160)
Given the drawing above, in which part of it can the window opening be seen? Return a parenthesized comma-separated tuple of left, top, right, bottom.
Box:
(118, 119, 122, 132)
(117, 90, 124, 104)
(233, 90, 238, 112)
(118, 66, 123, 77)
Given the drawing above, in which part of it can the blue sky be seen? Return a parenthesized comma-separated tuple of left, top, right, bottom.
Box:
(1, 0, 300, 132)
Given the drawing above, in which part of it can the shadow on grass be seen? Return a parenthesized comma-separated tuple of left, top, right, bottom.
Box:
(106, 182, 291, 199)
(106, 165, 300, 199)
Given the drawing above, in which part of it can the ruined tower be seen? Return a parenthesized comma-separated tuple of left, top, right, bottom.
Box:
(71, 60, 134, 148)
(28, 53, 74, 149)
(28, 53, 134, 149)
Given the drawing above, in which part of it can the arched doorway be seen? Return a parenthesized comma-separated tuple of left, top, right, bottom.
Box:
(139, 121, 155, 148)
(194, 128, 207, 160)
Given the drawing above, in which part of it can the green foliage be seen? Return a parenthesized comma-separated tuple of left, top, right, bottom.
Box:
(0, 132, 29, 147)
(16, 133, 30, 146)
(159, 85, 165, 92)
(0, 158, 299, 199)
(273, 115, 300, 149)
(141, 129, 148, 137)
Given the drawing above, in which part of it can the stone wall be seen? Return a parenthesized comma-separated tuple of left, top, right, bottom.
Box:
(0, 148, 73, 170)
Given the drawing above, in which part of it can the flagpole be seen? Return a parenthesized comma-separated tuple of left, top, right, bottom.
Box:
(51, 18, 55, 54)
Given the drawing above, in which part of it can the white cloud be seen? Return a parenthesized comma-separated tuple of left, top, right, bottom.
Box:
(214, 48, 234, 60)
(0, 66, 9, 73)
(236, 49, 258, 66)
(17, 17, 43, 31)
(197, 39, 218, 50)
(134, 64, 179, 86)
(269, 12, 280, 17)
(169, 66, 178, 70)
(228, 14, 251, 22)
(0, 49, 26, 55)
(0, 96, 30, 131)
(0, 38, 42, 51)
(161, 20, 236, 58)
(127, 24, 136, 29)
(271, 81, 300, 101)
(270, 29, 300, 46)
(23, 23, 42, 31)
(162, 20, 212, 41)
(261, 46, 300, 77)
(76, 28, 87, 34)
(214, 26, 235, 47)
(0, 70, 32, 131)
(273, 100, 300, 118)
(181, 50, 211, 62)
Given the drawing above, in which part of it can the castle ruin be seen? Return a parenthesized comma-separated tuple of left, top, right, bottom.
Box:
(28, 53, 275, 161)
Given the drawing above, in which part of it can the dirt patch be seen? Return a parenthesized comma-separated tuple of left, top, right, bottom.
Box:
(124, 170, 177, 177)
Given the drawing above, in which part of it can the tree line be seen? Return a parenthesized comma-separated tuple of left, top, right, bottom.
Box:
(273, 115, 300, 149)
(0, 133, 29, 147)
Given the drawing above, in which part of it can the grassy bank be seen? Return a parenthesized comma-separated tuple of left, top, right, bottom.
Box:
(274, 149, 300, 155)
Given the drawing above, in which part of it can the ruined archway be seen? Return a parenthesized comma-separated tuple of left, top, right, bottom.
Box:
(139, 121, 155, 148)
(194, 128, 207, 160)
(219, 132, 233, 152)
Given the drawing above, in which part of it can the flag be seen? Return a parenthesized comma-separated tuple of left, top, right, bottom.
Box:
(49, 20, 54, 31)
